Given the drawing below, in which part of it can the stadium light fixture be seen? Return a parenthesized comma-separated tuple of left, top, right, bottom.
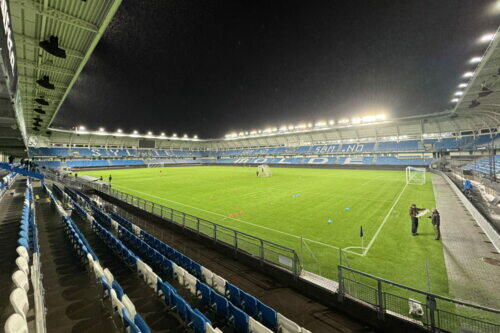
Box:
(307, 123, 313, 128)
(117, 129, 122, 133)
(454, 91, 463, 96)
(451, 98, 459, 102)
(147, 131, 153, 135)
(462, 72, 474, 78)
(133, 130, 138, 134)
(328, 120, 335, 125)
(78, 125, 86, 131)
(183, 134, 188, 138)
(99, 127, 105, 132)
(469, 56, 482, 64)
(479, 33, 495, 43)
(194, 135, 198, 139)
(338, 119, 349, 124)
(172, 133, 177, 137)
(160, 132, 165, 136)
(458, 83, 467, 88)
(315, 121, 327, 127)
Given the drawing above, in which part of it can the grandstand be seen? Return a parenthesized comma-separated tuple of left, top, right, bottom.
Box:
(0, 1, 499, 333)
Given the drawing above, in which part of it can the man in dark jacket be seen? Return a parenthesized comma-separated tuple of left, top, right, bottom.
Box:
(409, 204, 425, 236)
(428, 208, 441, 240)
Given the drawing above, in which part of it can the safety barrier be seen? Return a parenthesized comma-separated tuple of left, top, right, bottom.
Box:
(46, 184, 150, 332)
(69, 186, 310, 333)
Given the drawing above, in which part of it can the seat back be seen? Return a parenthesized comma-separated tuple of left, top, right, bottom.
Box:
(4, 313, 28, 333)
(9, 288, 29, 319)
(15, 257, 29, 276)
(12, 270, 30, 292)
(16, 246, 29, 261)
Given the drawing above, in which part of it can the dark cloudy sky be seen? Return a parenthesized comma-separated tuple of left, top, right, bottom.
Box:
(53, 0, 499, 138)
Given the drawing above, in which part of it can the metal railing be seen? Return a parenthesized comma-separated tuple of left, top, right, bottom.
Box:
(338, 266, 500, 333)
(48, 173, 301, 276)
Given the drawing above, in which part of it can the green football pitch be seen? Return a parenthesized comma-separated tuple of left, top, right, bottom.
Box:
(82, 166, 449, 297)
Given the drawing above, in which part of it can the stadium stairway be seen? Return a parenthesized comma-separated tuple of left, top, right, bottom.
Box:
(34, 185, 121, 332)
(89, 192, 370, 332)
(70, 207, 184, 331)
(0, 179, 27, 329)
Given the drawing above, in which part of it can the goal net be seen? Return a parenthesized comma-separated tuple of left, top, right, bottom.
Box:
(406, 166, 426, 185)
(257, 164, 272, 177)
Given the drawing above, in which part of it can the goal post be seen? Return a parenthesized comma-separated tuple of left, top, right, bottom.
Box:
(257, 164, 272, 177)
(406, 166, 426, 185)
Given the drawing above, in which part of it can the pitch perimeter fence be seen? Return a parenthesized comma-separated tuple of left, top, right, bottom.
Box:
(338, 266, 500, 333)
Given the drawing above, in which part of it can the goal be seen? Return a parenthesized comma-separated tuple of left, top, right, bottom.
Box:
(257, 164, 272, 177)
(406, 166, 426, 185)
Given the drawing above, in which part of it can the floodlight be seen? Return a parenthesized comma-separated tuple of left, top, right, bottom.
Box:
(307, 123, 313, 128)
(458, 83, 467, 88)
(173, 133, 177, 137)
(133, 130, 138, 134)
(454, 91, 463, 96)
(279, 126, 287, 131)
(451, 98, 459, 102)
(351, 117, 361, 124)
(328, 120, 335, 125)
(161, 132, 165, 136)
(194, 135, 198, 139)
(469, 56, 482, 64)
(479, 33, 495, 43)
(338, 119, 349, 124)
(315, 121, 326, 127)
(99, 127, 105, 132)
(79, 125, 86, 130)
(148, 131, 153, 135)
(183, 134, 188, 138)
(117, 129, 123, 133)
(463, 72, 474, 78)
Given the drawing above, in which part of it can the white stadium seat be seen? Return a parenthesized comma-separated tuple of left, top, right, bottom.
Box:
(15, 256, 29, 276)
(9, 288, 29, 320)
(12, 270, 30, 292)
(248, 317, 273, 333)
(277, 313, 301, 333)
(4, 313, 28, 333)
(16, 246, 29, 262)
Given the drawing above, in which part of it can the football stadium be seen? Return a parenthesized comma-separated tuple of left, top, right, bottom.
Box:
(0, 1, 499, 333)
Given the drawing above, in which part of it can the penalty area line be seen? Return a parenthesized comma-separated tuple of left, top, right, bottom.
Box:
(362, 183, 408, 256)
(112, 185, 364, 255)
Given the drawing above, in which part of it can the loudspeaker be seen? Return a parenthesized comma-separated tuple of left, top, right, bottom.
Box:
(36, 76, 55, 90)
(35, 98, 49, 106)
(39, 36, 66, 58)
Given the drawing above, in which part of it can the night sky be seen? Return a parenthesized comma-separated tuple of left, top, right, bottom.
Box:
(53, 0, 499, 138)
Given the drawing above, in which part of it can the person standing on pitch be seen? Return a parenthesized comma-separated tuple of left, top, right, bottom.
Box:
(409, 204, 425, 236)
(428, 208, 441, 240)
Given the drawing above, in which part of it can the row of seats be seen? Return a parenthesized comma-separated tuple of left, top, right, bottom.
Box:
(106, 203, 309, 332)
(28, 134, 496, 158)
(46, 184, 150, 332)
(461, 156, 500, 175)
(67, 188, 222, 333)
(35, 155, 433, 168)
(0, 163, 44, 180)
(71, 186, 310, 332)
(5, 179, 39, 333)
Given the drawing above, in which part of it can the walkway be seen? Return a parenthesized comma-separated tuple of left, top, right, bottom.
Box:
(35, 185, 120, 332)
(431, 173, 500, 309)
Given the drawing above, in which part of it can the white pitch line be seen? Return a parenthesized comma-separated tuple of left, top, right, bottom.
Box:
(112, 184, 365, 255)
(362, 183, 408, 256)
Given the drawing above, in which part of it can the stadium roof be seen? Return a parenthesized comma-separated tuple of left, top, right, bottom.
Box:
(451, 28, 500, 123)
(10, 0, 122, 137)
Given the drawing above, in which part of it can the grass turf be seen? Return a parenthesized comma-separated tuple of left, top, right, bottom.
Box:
(83, 166, 449, 298)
